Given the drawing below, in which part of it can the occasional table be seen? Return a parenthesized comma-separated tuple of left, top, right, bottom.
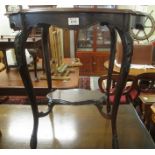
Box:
(6, 8, 145, 148)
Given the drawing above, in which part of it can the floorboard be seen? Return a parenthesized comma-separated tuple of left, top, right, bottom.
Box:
(0, 104, 154, 149)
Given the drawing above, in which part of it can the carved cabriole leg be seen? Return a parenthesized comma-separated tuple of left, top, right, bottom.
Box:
(95, 25, 116, 119)
(41, 25, 52, 91)
(95, 26, 116, 120)
(106, 26, 117, 113)
(14, 30, 39, 149)
(111, 30, 133, 148)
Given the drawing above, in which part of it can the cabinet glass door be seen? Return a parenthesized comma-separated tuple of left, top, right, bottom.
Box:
(96, 24, 110, 51)
(76, 5, 115, 52)
(77, 27, 94, 51)
(77, 24, 110, 52)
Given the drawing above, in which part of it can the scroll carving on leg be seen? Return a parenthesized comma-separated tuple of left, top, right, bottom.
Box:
(106, 26, 117, 114)
(14, 30, 39, 149)
(96, 25, 117, 119)
(14, 26, 55, 148)
(111, 30, 133, 148)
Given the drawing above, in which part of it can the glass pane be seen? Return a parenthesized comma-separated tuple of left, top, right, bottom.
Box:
(77, 26, 94, 51)
(96, 25, 110, 51)
(77, 24, 111, 52)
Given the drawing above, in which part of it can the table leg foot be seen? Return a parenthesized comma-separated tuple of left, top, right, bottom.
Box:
(112, 135, 119, 149)
(30, 133, 37, 149)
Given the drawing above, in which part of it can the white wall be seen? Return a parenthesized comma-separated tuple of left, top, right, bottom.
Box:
(0, 4, 14, 35)
(0, 4, 32, 65)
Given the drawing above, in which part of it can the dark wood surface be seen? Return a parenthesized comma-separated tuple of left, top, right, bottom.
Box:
(6, 8, 145, 14)
(63, 29, 70, 58)
(0, 104, 154, 149)
(139, 93, 155, 104)
(139, 93, 155, 130)
(7, 8, 145, 31)
(76, 51, 110, 75)
(0, 35, 41, 49)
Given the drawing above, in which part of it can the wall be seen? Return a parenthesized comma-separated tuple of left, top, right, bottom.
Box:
(0, 4, 13, 35)
(0, 4, 32, 65)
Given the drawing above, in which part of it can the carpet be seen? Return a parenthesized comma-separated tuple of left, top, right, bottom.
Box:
(2, 76, 90, 105)
(3, 96, 48, 105)
(78, 76, 91, 90)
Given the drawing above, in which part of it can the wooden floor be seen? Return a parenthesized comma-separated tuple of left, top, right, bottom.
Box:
(0, 104, 154, 149)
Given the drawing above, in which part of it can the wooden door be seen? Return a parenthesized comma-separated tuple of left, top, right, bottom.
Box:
(76, 52, 93, 75)
(93, 52, 110, 75)
(63, 29, 70, 58)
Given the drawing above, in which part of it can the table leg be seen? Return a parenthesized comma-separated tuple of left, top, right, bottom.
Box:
(2, 50, 9, 72)
(111, 30, 133, 148)
(106, 26, 117, 113)
(29, 49, 38, 81)
(33, 52, 38, 81)
(14, 30, 39, 149)
(143, 104, 152, 130)
(41, 25, 52, 91)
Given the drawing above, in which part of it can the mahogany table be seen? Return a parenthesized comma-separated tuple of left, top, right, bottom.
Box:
(6, 8, 146, 149)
